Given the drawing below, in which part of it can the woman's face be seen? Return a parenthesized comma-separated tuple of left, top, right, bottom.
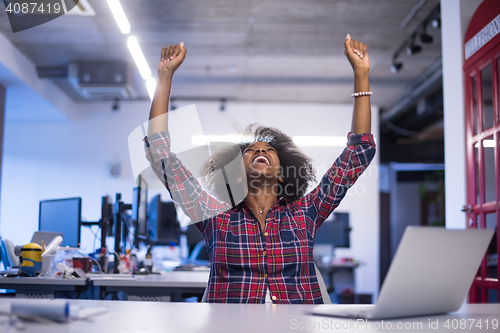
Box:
(242, 141, 281, 181)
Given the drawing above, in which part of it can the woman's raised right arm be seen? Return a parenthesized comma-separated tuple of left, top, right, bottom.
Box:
(145, 43, 230, 228)
(148, 43, 186, 136)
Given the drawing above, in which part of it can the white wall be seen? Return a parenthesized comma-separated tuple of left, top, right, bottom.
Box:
(440, 0, 482, 229)
(0, 99, 380, 300)
(0, 31, 76, 122)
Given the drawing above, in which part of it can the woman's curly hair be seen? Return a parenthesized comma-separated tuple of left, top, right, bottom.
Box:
(202, 125, 316, 204)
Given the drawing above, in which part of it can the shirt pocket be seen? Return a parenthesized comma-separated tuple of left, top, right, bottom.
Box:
(222, 213, 261, 271)
(277, 223, 303, 276)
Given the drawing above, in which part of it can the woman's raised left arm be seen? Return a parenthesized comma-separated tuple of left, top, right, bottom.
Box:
(344, 34, 371, 134)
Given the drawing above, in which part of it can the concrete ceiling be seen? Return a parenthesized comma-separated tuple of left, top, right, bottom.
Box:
(0, 0, 442, 108)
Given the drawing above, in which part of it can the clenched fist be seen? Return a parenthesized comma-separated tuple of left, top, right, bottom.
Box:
(158, 42, 187, 76)
(344, 34, 370, 74)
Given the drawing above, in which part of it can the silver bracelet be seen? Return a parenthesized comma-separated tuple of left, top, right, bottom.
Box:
(351, 91, 373, 98)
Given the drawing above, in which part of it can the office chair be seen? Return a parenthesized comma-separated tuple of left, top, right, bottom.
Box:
(200, 262, 331, 303)
(0, 239, 19, 268)
(314, 262, 332, 303)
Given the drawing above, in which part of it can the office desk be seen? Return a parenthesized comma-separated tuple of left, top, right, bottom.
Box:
(0, 276, 87, 299)
(0, 299, 499, 333)
(90, 271, 209, 301)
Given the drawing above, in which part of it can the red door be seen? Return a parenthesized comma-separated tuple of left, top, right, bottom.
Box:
(464, 0, 500, 304)
(464, 41, 500, 303)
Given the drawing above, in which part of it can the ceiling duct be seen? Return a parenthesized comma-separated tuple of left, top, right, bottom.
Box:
(67, 61, 137, 100)
(380, 59, 442, 125)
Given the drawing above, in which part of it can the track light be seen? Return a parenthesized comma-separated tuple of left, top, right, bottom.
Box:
(420, 24, 433, 44)
(431, 17, 440, 29)
(420, 33, 433, 44)
(391, 61, 403, 74)
(407, 34, 422, 55)
(390, 4, 440, 73)
(407, 44, 422, 55)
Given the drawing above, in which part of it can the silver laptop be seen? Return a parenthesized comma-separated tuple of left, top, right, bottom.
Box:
(311, 226, 494, 320)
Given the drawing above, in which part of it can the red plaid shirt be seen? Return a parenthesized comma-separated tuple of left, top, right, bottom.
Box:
(145, 131, 375, 304)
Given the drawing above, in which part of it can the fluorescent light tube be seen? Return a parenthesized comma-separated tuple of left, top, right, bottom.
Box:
(292, 136, 346, 147)
(127, 36, 151, 80)
(107, 0, 130, 34)
(146, 77, 156, 101)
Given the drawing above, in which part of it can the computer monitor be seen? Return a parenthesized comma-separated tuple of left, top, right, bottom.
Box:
(148, 194, 180, 244)
(315, 212, 350, 248)
(132, 176, 148, 246)
(98, 195, 115, 251)
(39, 197, 82, 248)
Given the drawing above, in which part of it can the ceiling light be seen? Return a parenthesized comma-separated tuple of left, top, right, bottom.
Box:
(431, 17, 441, 29)
(391, 55, 403, 74)
(391, 61, 403, 74)
(407, 44, 422, 55)
(107, 0, 130, 34)
(420, 33, 433, 44)
(146, 77, 156, 101)
(406, 33, 422, 55)
(407, 43, 422, 55)
(420, 24, 433, 44)
(127, 36, 151, 80)
(292, 136, 346, 147)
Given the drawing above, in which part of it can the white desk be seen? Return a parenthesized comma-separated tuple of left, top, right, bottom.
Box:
(0, 299, 499, 333)
(0, 276, 87, 299)
(89, 271, 209, 301)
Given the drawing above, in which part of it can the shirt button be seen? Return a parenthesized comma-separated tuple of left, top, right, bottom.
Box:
(264, 232, 269, 236)
(263, 251, 267, 256)
(264, 274, 267, 278)
(272, 295, 277, 301)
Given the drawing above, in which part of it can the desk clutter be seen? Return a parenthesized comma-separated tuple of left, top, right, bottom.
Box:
(0, 178, 209, 276)
(0, 182, 211, 302)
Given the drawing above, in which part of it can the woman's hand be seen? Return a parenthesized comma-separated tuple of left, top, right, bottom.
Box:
(148, 43, 186, 134)
(158, 42, 187, 77)
(344, 34, 370, 74)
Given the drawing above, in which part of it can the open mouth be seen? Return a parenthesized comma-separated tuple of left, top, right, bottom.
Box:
(252, 156, 270, 166)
